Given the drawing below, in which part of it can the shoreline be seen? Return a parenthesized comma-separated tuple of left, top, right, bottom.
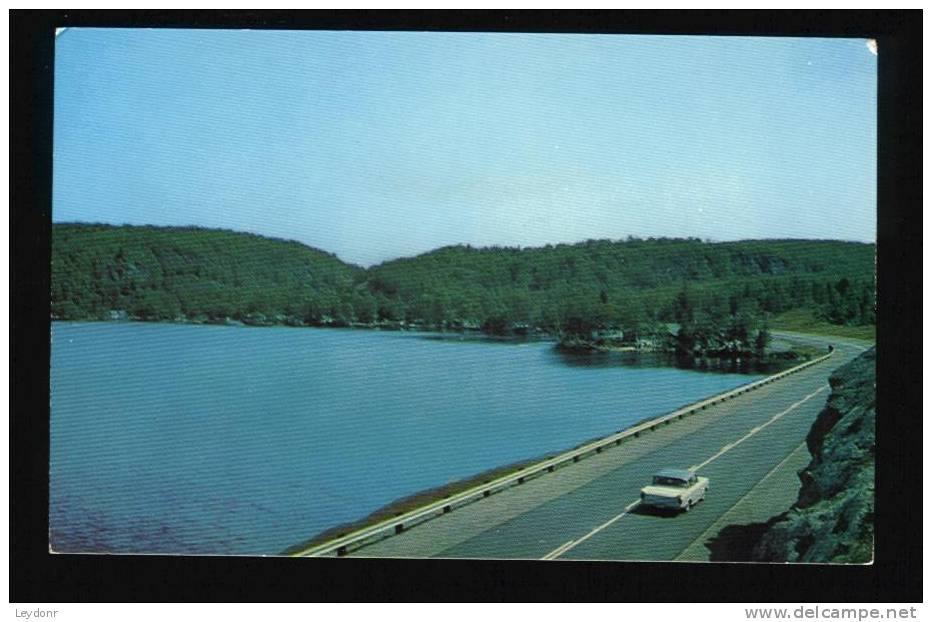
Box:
(51, 314, 553, 339)
(281, 408, 696, 556)
(280, 456, 546, 555)
(52, 317, 822, 375)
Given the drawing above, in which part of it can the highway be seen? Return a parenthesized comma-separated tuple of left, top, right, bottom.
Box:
(347, 334, 869, 561)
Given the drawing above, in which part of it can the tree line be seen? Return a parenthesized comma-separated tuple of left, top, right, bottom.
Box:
(52, 224, 875, 355)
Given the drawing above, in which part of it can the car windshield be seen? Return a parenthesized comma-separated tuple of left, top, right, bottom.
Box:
(653, 476, 688, 487)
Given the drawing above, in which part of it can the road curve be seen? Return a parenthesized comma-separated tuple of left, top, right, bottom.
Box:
(348, 335, 868, 561)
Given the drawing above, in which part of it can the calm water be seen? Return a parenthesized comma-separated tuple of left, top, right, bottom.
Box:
(50, 322, 765, 555)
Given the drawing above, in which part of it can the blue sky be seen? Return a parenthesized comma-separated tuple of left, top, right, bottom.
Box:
(53, 30, 876, 266)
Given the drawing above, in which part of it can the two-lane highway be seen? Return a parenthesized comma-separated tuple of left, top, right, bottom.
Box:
(350, 337, 868, 561)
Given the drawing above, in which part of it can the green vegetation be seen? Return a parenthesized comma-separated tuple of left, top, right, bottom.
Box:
(283, 455, 542, 555)
(52, 224, 365, 326)
(771, 308, 876, 342)
(366, 238, 874, 359)
(52, 224, 875, 356)
(707, 348, 876, 563)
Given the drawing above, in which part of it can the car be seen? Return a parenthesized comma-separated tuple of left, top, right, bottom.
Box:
(639, 468, 709, 512)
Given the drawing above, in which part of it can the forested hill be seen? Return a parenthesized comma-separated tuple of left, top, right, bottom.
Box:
(366, 239, 875, 332)
(52, 224, 875, 337)
(51, 224, 365, 324)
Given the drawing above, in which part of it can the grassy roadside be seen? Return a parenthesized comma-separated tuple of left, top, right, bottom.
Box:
(281, 456, 544, 555)
(770, 308, 875, 343)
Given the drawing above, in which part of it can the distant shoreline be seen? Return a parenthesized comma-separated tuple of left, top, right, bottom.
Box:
(52, 317, 824, 371)
(51, 314, 546, 338)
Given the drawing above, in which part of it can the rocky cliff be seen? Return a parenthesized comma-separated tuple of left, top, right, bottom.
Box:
(708, 347, 875, 563)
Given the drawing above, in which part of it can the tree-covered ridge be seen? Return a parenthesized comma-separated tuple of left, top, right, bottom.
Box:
(366, 238, 875, 334)
(51, 224, 876, 348)
(52, 223, 365, 324)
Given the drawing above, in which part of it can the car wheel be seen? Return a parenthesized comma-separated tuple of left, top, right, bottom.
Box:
(684, 500, 692, 512)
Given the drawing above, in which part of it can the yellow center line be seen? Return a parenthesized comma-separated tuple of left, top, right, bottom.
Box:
(542, 385, 828, 561)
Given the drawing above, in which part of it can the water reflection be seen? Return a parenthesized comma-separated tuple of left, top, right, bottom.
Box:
(415, 332, 797, 374)
(551, 348, 792, 374)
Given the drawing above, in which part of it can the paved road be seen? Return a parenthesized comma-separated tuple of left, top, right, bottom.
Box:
(352, 336, 869, 561)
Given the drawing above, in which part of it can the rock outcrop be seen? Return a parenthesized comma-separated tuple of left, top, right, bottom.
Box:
(708, 347, 875, 563)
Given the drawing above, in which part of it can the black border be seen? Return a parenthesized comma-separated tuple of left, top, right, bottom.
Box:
(10, 10, 921, 603)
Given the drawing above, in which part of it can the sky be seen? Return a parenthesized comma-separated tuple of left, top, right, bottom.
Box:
(53, 30, 877, 267)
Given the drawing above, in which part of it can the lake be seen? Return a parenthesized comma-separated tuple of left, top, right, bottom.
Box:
(50, 322, 766, 555)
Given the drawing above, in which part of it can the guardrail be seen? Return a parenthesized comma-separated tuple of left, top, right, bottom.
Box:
(294, 347, 835, 558)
